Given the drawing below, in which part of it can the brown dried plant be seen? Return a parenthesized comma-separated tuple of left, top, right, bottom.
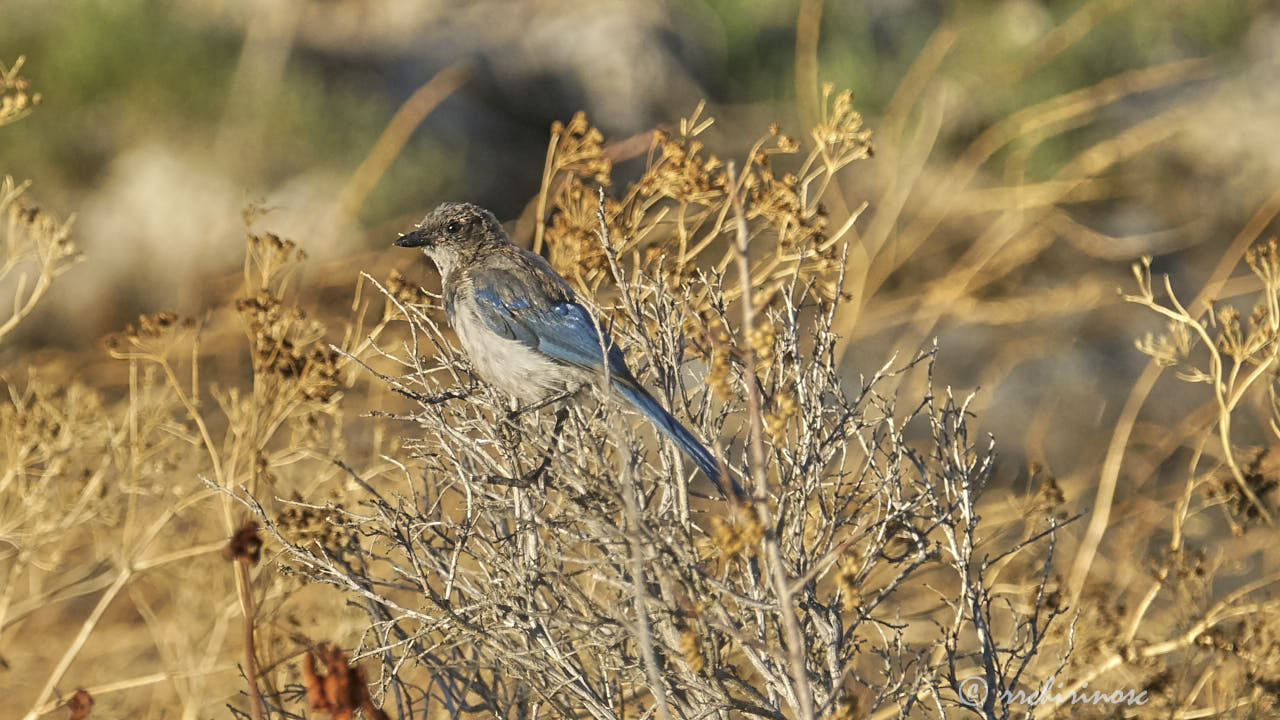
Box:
(1128, 243, 1280, 528)
(541, 88, 869, 321)
(5, 222, 399, 718)
(215, 100, 1074, 720)
(1015, 237, 1280, 719)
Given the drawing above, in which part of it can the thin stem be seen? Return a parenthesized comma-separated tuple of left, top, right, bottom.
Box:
(235, 557, 266, 720)
(727, 161, 815, 720)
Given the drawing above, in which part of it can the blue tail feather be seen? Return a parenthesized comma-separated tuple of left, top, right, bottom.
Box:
(613, 379, 744, 498)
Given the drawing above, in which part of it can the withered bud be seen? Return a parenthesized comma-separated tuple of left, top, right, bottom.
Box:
(67, 689, 93, 720)
(224, 519, 262, 564)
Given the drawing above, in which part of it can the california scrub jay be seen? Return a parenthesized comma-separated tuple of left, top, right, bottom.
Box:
(395, 202, 740, 498)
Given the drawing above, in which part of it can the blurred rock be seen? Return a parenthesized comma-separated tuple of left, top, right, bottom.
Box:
(70, 142, 355, 331)
(178, 0, 717, 134)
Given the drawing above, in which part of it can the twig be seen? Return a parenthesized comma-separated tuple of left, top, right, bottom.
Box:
(727, 161, 816, 720)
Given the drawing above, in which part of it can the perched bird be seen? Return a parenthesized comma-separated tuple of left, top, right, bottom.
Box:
(395, 201, 740, 498)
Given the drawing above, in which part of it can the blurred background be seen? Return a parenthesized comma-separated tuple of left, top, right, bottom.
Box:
(3, 0, 1280, 530)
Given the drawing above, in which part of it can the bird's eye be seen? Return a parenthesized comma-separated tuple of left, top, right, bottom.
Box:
(445, 221, 461, 234)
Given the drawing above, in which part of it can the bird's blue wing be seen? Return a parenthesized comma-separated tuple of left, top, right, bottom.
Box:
(468, 267, 631, 378)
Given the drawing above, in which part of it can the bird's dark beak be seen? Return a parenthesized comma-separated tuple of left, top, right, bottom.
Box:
(394, 228, 431, 248)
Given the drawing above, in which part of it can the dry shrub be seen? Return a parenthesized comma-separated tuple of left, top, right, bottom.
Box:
(2, 202, 397, 717)
(213, 99, 1071, 720)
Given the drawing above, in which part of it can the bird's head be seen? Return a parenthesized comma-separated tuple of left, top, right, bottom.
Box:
(395, 202, 506, 254)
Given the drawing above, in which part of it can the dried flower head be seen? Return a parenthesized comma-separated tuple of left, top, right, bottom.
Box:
(303, 643, 390, 720)
(277, 496, 353, 555)
(710, 504, 764, 558)
(0, 56, 41, 126)
(66, 689, 92, 720)
(224, 519, 263, 564)
(766, 391, 798, 441)
(678, 621, 705, 673)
